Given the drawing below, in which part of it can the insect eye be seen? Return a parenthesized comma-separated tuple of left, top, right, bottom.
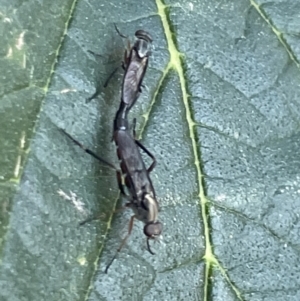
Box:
(144, 222, 162, 238)
(135, 30, 153, 43)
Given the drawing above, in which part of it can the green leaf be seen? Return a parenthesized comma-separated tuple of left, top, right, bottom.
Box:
(1, 0, 300, 300)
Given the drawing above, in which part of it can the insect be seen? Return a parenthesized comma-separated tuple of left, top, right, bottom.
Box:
(106, 99, 162, 272)
(62, 27, 160, 272)
(119, 27, 152, 109)
(87, 25, 152, 107)
(61, 103, 162, 272)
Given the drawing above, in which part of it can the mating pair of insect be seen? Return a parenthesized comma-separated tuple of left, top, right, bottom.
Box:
(61, 26, 162, 272)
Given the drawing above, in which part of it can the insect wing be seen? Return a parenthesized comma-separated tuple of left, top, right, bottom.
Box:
(122, 51, 148, 107)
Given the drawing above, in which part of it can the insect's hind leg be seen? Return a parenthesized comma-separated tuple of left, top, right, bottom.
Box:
(60, 128, 117, 171)
(131, 118, 157, 173)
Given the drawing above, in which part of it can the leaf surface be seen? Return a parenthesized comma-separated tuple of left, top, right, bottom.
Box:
(1, 0, 300, 300)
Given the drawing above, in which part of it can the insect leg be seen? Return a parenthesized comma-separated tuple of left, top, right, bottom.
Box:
(138, 83, 145, 93)
(103, 66, 121, 88)
(79, 201, 129, 226)
(104, 215, 136, 273)
(114, 23, 128, 39)
(87, 49, 103, 58)
(131, 118, 157, 173)
(146, 238, 155, 255)
(86, 89, 101, 103)
(116, 170, 127, 196)
(60, 129, 117, 171)
(132, 117, 138, 139)
(135, 140, 156, 173)
(79, 215, 99, 226)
